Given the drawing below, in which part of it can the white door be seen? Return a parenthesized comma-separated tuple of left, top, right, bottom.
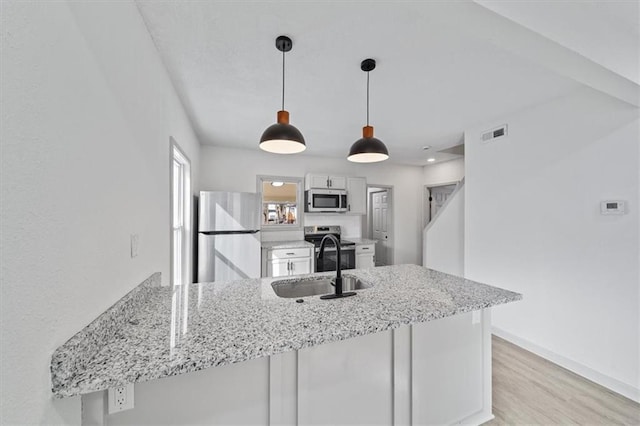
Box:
(372, 190, 390, 266)
(429, 184, 456, 221)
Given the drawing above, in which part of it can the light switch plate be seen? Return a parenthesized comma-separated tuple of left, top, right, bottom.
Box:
(472, 310, 481, 325)
(130, 234, 139, 258)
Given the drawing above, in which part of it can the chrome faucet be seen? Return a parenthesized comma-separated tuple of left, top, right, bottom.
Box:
(317, 234, 356, 300)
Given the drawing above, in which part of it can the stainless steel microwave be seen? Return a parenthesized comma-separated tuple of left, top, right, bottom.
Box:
(304, 189, 348, 212)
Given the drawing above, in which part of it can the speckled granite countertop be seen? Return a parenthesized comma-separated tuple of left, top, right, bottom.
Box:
(343, 237, 376, 245)
(51, 264, 521, 398)
(261, 240, 314, 249)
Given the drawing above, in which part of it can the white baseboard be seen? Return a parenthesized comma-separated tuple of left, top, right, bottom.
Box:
(492, 327, 640, 403)
(458, 410, 494, 425)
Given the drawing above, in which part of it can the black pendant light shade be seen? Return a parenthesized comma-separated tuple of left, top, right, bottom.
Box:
(259, 36, 306, 154)
(348, 127, 389, 163)
(259, 111, 306, 154)
(347, 59, 389, 163)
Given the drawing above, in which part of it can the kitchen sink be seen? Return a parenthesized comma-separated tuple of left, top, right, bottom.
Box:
(271, 275, 372, 298)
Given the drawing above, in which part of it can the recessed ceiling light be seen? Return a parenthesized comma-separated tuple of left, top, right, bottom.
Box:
(271, 181, 284, 187)
(422, 146, 431, 151)
(427, 158, 436, 162)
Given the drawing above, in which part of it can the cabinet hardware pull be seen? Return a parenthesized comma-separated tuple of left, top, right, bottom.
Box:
(286, 252, 295, 255)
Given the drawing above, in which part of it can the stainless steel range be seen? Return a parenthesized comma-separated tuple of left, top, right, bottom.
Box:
(304, 226, 355, 272)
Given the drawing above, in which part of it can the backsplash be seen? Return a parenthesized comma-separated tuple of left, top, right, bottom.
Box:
(261, 229, 304, 242)
(304, 215, 362, 238)
(260, 215, 363, 242)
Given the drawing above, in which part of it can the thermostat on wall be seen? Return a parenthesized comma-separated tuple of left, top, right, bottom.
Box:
(600, 200, 626, 215)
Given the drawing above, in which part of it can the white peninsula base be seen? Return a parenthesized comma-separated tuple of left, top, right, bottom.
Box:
(83, 309, 492, 425)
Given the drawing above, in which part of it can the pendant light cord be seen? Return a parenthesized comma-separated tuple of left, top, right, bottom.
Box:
(282, 49, 286, 111)
(366, 70, 370, 126)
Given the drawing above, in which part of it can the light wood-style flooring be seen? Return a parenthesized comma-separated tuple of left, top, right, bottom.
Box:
(485, 335, 640, 425)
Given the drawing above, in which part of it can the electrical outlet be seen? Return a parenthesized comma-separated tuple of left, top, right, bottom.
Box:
(108, 384, 135, 413)
(472, 310, 481, 325)
(130, 234, 139, 258)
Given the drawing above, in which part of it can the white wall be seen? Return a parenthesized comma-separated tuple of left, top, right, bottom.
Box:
(423, 157, 465, 185)
(0, 1, 201, 423)
(464, 87, 640, 400)
(199, 146, 424, 265)
(424, 185, 465, 276)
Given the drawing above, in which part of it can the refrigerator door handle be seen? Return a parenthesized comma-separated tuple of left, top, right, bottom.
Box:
(200, 230, 260, 235)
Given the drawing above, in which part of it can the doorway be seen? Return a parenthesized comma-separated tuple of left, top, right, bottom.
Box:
(423, 183, 457, 228)
(367, 185, 393, 266)
(170, 139, 192, 287)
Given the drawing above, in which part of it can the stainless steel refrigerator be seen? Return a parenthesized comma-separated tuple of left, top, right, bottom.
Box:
(197, 191, 261, 283)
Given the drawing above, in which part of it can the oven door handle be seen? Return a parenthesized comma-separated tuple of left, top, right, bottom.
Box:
(314, 247, 355, 253)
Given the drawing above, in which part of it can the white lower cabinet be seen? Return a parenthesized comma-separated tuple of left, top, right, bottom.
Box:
(268, 259, 291, 278)
(298, 331, 393, 425)
(412, 311, 484, 425)
(92, 310, 492, 425)
(355, 243, 375, 268)
(288, 257, 311, 275)
(263, 247, 313, 277)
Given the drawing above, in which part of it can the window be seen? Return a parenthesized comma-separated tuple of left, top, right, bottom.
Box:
(257, 175, 303, 230)
(171, 141, 191, 287)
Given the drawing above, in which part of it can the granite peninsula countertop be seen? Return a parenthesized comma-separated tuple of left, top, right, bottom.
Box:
(51, 265, 521, 398)
(261, 240, 314, 249)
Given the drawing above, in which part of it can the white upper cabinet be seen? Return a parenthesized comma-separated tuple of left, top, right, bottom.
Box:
(346, 177, 367, 214)
(305, 173, 347, 190)
(327, 176, 346, 190)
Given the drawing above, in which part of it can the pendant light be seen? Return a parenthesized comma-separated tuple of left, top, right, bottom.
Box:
(259, 36, 306, 154)
(348, 59, 389, 163)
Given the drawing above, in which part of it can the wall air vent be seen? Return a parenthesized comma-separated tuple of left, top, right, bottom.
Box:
(481, 124, 508, 143)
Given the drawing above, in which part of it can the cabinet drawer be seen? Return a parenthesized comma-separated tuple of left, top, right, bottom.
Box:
(268, 247, 311, 260)
(355, 244, 375, 254)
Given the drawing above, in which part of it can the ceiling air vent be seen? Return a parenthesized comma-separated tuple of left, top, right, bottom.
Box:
(481, 124, 507, 143)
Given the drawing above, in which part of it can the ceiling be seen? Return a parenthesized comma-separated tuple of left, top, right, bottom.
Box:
(476, 0, 640, 85)
(135, 1, 595, 166)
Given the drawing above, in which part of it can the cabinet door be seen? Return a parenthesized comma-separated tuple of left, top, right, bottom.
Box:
(289, 257, 311, 275)
(328, 176, 347, 190)
(298, 331, 393, 425)
(268, 259, 290, 278)
(412, 312, 483, 424)
(305, 174, 330, 189)
(356, 253, 375, 269)
(346, 177, 367, 214)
